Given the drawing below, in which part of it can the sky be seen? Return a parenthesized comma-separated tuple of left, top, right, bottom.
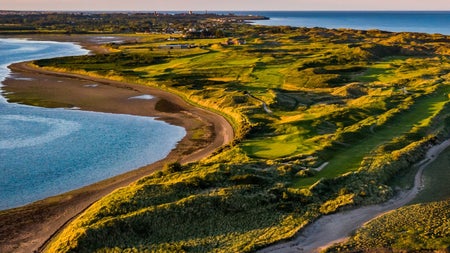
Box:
(1, 0, 450, 11)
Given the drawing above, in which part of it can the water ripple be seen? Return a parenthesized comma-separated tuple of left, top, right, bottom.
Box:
(0, 115, 81, 149)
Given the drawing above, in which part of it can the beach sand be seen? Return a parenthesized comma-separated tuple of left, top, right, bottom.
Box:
(0, 57, 233, 252)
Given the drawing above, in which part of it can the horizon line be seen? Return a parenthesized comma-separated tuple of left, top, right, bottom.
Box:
(2, 9, 450, 12)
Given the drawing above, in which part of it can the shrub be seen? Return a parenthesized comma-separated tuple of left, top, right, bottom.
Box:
(164, 162, 183, 173)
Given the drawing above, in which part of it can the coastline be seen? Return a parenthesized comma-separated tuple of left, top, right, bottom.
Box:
(0, 53, 233, 252)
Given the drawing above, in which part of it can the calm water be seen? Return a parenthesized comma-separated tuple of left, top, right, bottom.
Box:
(0, 39, 185, 210)
(244, 11, 450, 35)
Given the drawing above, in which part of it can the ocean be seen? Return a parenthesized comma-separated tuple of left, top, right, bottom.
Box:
(243, 11, 450, 35)
(0, 39, 186, 210)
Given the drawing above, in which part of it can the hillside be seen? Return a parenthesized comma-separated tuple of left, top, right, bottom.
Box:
(31, 25, 450, 252)
(327, 142, 450, 253)
(326, 200, 450, 252)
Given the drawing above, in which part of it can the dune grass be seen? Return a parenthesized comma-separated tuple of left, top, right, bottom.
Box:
(36, 27, 450, 252)
(327, 200, 450, 252)
(412, 145, 450, 204)
(295, 86, 450, 187)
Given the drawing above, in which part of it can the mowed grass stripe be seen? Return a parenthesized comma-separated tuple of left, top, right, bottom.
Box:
(295, 85, 450, 188)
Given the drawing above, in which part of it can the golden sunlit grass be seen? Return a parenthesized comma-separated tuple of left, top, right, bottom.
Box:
(40, 26, 450, 252)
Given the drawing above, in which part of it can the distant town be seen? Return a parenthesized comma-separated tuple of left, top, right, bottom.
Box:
(0, 11, 268, 36)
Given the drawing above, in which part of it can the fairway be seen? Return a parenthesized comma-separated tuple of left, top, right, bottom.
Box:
(295, 85, 450, 187)
(30, 25, 450, 253)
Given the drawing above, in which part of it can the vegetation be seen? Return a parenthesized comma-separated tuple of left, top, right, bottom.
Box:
(326, 200, 450, 252)
(327, 143, 450, 253)
(32, 24, 450, 252)
(413, 146, 450, 204)
(0, 11, 266, 35)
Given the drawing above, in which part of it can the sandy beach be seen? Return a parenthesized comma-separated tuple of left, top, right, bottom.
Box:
(0, 44, 233, 252)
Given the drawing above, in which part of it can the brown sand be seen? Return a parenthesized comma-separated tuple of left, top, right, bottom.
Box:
(0, 61, 233, 253)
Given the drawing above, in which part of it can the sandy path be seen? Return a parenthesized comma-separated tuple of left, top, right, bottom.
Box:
(259, 139, 450, 253)
(0, 62, 234, 253)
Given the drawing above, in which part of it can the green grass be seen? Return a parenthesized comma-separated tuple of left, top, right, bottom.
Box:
(327, 133, 450, 253)
(355, 58, 402, 82)
(35, 26, 450, 253)
(326, 132, 450, 253)
(413, 146, 450, 203)
(355, 57, 441, 84)
(242, 135, 304, 159)
(327, 200, 450, 252)
(294, 85, 450, 188)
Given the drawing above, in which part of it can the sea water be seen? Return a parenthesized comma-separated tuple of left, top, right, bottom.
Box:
(0, 39, 186, 210)
(244, 11, 450, 35)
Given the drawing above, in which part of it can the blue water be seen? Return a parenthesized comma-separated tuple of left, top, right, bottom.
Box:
(0, 39, 186, 210)
(0, 39, 85, 83)
(242, 11, 450, 35)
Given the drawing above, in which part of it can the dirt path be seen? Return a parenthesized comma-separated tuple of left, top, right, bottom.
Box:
(246, 92, 273, 114)
(0, 62, 234, 253)
(259, 139, 450, 253)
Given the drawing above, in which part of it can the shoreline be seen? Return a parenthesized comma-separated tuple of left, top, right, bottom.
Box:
(0, 58, 233, 252)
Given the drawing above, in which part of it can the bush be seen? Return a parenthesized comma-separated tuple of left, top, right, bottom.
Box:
(164, 162, 183, 173)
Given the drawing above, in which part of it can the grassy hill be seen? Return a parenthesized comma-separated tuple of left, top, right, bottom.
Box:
(326, 199, 450, 252)
(327, 143, 450, 253)
(38, 26, 450, 252)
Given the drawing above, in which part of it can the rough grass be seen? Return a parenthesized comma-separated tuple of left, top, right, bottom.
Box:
(412, 146, 450, 204)
(295, 85, 450, 188)
(325, 108, 450, 253)
(37, 26, 450, 252)
(326, 200, 450, 252)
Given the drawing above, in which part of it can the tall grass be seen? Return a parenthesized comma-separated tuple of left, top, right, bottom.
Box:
(39, 26, 450, 252)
